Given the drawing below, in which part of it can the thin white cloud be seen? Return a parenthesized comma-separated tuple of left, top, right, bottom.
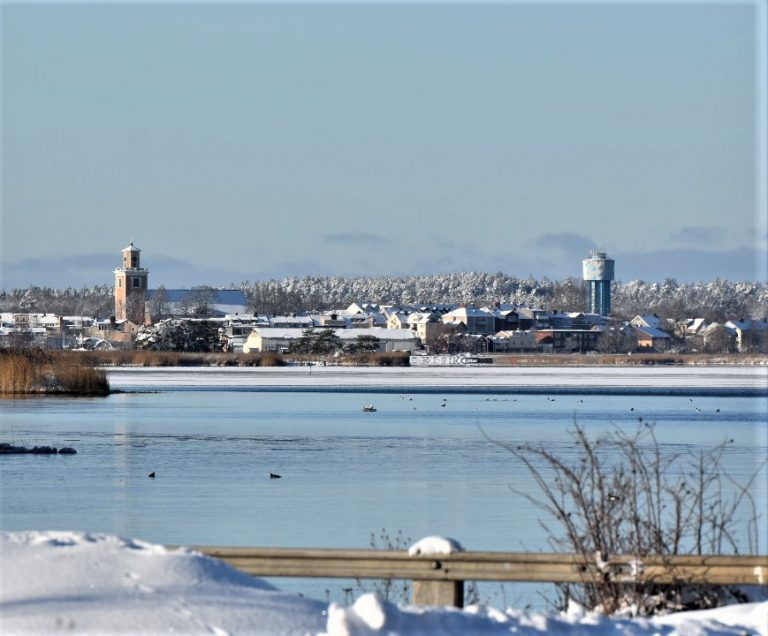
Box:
(529, 233, 597, 255)
(323, 232, 391, 245)
(670, 226, 724, 245)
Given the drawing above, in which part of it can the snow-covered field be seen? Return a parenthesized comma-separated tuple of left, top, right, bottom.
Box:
(1, 532, 766, 635)
(106, 365, 768, 392)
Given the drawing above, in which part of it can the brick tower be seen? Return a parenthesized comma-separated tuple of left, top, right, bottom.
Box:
(114, 241, 149, 324)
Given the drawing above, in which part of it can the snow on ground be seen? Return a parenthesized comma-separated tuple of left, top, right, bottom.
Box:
(1, 532, 766, 635)
(407, 536, 464, 556)
(105, 365, 768, 392)
(0, 531, 326, 635)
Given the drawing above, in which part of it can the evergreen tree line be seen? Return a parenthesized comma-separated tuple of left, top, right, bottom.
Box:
(0, 286, 114, 318)
(243, 274, 768, 321)
(2, 274, 767, 322)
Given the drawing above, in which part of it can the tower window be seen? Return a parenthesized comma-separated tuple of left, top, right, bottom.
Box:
(133, 277, 141, 288)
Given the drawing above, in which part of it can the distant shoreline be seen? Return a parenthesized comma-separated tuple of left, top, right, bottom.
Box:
(483, 353, 768, 366)
(88, 351, 768, 368)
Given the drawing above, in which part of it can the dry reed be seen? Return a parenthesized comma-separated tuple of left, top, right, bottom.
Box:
(0, 349, 109, 395)
(86, 350, 287, 367)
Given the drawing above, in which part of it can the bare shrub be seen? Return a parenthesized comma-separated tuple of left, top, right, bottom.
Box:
(355, 528, 413, 603)
(257, 352, 286, 367)
(339, 352, 411, 367)
(487, 423, 765, 615)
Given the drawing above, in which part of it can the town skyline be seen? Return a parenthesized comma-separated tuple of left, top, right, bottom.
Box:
(2, 2, 766, 289)
(1, 238, 765, 291)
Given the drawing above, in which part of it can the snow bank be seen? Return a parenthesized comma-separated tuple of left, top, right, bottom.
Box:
(408, 536, 465, 556)
(325, 593, 768, 636)
(0, 531, 327, 635)
(1, 532, 766, 635)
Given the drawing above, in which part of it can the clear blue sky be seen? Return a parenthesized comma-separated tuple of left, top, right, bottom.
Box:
(1, 1, 765, 289)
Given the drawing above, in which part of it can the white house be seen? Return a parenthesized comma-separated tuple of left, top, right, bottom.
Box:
(242, 327, 418, 354)
(724, 319, 768, 352)
(684, 318, 708, 336)
(386, 311, 410, 330)
(441, 305, 496, 335)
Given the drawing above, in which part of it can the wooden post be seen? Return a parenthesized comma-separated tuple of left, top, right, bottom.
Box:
(413, 579, 464, 608)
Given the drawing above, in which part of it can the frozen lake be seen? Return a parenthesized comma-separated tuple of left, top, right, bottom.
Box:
(105, 364, 768, 394)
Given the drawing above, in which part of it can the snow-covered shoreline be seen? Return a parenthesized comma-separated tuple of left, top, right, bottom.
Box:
(105, 365, 768, 395)
(1, 531, 765, 635)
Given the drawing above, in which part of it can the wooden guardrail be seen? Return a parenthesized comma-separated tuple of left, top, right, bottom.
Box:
(191, 547, 768, 607)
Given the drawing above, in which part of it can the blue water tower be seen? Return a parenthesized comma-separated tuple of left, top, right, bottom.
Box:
(582, 250, 614, 316)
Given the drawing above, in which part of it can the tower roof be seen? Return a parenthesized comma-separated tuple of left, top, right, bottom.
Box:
(122, 240, 141, 253)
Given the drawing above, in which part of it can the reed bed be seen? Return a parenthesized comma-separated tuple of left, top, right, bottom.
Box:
(86, 350, 410, 367)
(86, 350, 288, 367)
(0, 349, 109, 395)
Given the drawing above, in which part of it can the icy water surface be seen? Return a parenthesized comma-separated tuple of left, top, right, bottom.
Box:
(1, 372, 766, 605)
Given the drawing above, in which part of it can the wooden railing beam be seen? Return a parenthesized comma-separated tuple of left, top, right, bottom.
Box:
(183, 546, 768, 607)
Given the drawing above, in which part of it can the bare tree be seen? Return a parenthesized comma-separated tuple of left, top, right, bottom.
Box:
(703, 328, 736, 354)
(150, 285, 170, 323)
(597, 322, 635, 354)
(549, 277, 587, 313)
(180, 286, 216, 318)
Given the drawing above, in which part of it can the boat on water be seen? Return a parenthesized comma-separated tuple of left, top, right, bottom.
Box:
(362, 405, 377, 412)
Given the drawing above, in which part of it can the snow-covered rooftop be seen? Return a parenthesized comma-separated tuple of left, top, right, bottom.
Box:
(631, 314, 665, 330)
(250, 327, 416, 341)
(443, 306, 494, 319)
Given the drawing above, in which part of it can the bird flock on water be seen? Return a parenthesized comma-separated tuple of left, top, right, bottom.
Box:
(141, 394, 723, 483)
